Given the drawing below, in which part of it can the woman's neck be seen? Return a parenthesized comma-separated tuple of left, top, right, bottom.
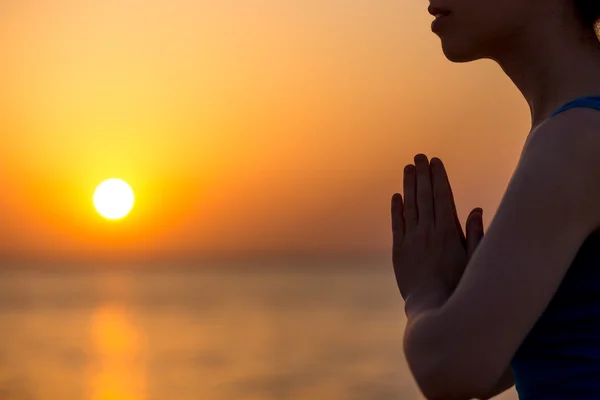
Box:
(490, 21, 600, 131)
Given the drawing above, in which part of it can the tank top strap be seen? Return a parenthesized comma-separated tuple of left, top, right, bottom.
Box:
(550, 95, 600, 118)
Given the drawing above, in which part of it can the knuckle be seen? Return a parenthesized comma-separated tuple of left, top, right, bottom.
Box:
(414, 225, 432, 240)
(440, 221, 457, 236)
(418, 188, 431, 197)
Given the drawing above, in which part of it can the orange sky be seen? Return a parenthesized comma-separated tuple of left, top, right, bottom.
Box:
(0, 0, 533, 264)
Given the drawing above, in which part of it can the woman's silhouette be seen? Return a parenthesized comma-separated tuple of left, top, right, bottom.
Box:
(391, 1, 600, 399)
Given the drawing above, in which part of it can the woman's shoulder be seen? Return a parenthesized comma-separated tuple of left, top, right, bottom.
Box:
(531, 106, 600, 146)
(518, 107, 600, 225)
(525, 107, 600, 165)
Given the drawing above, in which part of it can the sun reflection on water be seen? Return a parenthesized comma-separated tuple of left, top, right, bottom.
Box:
(88, 304, 146, 400)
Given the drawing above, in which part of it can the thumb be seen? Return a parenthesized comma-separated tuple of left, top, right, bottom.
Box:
(466, 208, 484, 261)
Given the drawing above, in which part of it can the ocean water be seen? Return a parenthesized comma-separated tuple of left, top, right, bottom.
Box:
(0, 264, 518, 400)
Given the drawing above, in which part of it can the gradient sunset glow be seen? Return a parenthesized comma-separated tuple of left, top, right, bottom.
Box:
(0, 0, 531, 264)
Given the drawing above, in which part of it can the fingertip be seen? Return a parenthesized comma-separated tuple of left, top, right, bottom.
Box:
(468, 208, 483, 219)
(414, 153, 428, 164)
(430, 157, 449, 178)
(467, 210, 482, 226)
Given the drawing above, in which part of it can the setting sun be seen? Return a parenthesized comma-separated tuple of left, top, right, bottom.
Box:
(93, 179, 135, 220)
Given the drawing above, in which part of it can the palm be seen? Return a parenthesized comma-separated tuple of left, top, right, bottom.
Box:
(391, 155, 484, 300)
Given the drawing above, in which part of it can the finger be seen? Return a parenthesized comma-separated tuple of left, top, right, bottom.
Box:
(430, 157, 456, 231)
(435, 158, 466, 246)
(450, 186, 466, 248)
(391, 193, 405, 248)
(403, 164, 418, 233)
(414, 154, 434, 227)
(466, 208, 484, 260)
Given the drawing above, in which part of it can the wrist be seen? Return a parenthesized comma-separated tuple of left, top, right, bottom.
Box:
(404, 282, 451, 319)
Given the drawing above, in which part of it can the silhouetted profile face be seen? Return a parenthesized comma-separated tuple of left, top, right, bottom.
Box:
(431, 0, 548, 62)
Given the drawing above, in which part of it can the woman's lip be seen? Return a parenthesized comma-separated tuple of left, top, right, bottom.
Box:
(431, 13, 451, 32)
(428, 5, 451, 16)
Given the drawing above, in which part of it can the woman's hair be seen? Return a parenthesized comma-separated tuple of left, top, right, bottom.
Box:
(574, 0, 600, 33)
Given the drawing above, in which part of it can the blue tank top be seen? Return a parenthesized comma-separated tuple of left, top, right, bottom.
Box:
(510, 95, 600, 399)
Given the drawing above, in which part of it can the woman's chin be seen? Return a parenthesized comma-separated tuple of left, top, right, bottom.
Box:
(440, 41, 482, 63)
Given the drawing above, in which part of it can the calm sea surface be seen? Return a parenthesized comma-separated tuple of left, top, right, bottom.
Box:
(0, 264, 518, 400)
